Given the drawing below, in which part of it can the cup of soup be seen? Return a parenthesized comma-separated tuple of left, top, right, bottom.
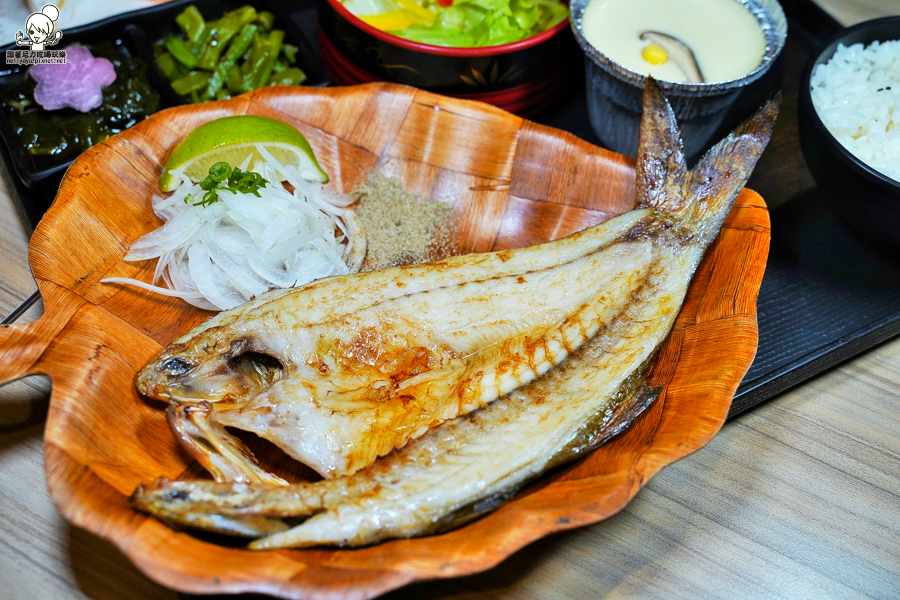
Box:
(571, 0, 786, 159)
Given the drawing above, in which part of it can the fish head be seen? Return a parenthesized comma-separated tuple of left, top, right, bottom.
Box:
(136, 328, 285, 405)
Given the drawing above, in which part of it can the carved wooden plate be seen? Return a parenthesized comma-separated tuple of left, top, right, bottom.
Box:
(0, 83, 769, 599)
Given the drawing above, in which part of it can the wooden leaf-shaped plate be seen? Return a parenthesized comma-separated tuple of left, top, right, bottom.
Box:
(0, 83, 769, 600)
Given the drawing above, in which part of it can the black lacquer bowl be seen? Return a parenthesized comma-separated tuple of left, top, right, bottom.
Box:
(799, 16, 900, 248)
(316, 0, 573, 118)
(571, 0, 786, 160)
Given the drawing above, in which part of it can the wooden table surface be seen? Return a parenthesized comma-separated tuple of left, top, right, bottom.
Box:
(1, 2, 899, 599)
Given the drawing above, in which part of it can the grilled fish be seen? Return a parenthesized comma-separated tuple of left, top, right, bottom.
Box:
(132, 80, 779, 547)
(137, 96, 750, 484)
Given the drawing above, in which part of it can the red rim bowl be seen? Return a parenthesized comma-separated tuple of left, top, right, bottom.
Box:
(322, 0, 570, 57)
(316, 0, 575, 116)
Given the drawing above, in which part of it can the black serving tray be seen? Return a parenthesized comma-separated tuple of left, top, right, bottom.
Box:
(0, 0, 330, 218)
(539, 0, 900, 418)
(5, 0, 899, 428)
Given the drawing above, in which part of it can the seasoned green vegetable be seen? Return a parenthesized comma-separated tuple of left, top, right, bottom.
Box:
(1, 42, 160, 159)
(171, 71, 211, 96)
(164, 35, 198, 69)
(270, 67, 307, 86)
(176, 5, 206, 43)
(155, 52, 181, 80)
(248, 29, 283, 91)
(204, 23, 258, 99)
(155, 4, 305, 103)
(256, 10, 275, 31)
(197, 6, 257, 70)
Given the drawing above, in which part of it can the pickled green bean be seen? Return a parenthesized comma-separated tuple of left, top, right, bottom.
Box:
(248, 30, 284, 89)
(176, 5, 206, 43)
(269, 67, 307, 86)
(204, 24, 258, 99)
(255, 11, 275, 31)
(225, 23, 258, 62)
(197, 6, 258, 70)
(226, 64, 245, 94)
(171, 71, 210, 96)
(282, 44, 298, 64)
(164, 35, 198, 69)
(155, 52, 180, 80)
(157, 5, 308, 103)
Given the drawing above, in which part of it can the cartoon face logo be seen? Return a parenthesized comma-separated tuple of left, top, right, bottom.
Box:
(16, 5, 63, 51)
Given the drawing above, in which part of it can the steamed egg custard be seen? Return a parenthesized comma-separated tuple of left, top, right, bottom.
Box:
(582, 0, 767, 84)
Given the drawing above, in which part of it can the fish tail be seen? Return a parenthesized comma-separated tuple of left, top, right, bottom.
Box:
(634, 77, 690, 214)
(635, 77, 780, 241)
(685, 92, 780, 244)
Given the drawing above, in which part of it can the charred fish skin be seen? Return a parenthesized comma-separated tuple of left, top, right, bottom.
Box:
(132, 79, 780, 548)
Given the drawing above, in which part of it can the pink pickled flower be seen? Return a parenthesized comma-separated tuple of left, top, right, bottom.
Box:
(31, 45, 116, 113)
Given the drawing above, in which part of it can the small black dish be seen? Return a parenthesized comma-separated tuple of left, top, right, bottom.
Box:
(127, 0, 330, 107)
(798, 16, 900, 248)
(0, 0, 330, 214)
(0, 28, 155, 211)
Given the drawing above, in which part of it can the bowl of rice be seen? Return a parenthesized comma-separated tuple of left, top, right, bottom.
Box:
(799, 16, 900, 247)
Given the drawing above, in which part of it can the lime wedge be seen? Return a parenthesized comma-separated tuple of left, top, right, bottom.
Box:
(159, 115, 328, 192)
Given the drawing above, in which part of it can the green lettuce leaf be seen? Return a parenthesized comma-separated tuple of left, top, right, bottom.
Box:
(386, 0, 567, 48)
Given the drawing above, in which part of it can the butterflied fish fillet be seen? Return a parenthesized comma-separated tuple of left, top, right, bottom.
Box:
(141, 205, 658, 483)
(139, 102, 731, 484)
(132, 80, 779, 547)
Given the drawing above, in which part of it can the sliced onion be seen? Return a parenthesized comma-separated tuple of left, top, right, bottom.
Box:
(188, 244, 247, 310)
(246, 248, 300, 288)
(99, 277, 205, 298)
(288, 249, 337, 282)
(255, 144, 356, 208)
(206, 241, 269, 299)
(104, 158, 364, 311)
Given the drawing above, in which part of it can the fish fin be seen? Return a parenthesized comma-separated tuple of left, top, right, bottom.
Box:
(167, 402, 288, 486)
(594, 383, 662, 447)
(684, 93, 781, 243)
(635, 77, 689, 213)
(635, 77, 781, 233)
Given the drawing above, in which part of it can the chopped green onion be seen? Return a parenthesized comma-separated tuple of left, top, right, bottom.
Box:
(186, 162, 270, 207)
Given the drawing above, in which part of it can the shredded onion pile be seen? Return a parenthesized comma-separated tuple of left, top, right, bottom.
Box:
(103, 153, 365, 311)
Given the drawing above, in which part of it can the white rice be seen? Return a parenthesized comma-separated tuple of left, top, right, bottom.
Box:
(810, 39, 900, 183)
